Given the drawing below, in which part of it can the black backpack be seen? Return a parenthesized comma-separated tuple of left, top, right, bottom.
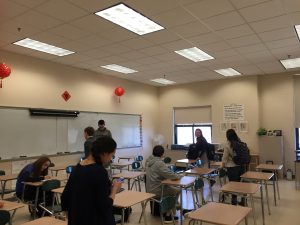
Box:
(187, 143, 199, 160)
(232, 141, 250, 165)
(206, 143, 215, 161)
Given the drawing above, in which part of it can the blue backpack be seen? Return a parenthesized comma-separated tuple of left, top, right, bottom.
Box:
(232, 141, 250, 165)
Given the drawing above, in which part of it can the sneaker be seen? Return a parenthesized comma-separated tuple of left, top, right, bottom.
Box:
(209, 179, 216, 187)
(182, 209, 193, 216)
(164, 215, 179, 223)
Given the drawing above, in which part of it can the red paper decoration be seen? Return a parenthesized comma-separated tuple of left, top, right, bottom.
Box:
(61, 91, 71, 102)
(114, 86, 125, 103)
(0, 63, 11, 88)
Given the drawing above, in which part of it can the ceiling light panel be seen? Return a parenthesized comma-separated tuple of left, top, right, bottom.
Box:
(13, 38, 74, 56)
(151, 78, 176, 85)
(295, 25, 300, 40)
(95, 3, 164, 35)
(214, 68, 241, 76)
(101, 64, 138, 74)
(175, 47, 214, 62)
(280, 57, 300, 69)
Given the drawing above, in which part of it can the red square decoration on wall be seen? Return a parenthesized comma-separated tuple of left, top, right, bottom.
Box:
(61, 91, 71, 102)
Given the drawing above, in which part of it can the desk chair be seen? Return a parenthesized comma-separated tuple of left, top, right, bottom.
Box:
(65, 166, 74, 178)
(194, 178, 205, 207)
(0, 210, 10, 225)
(0, 171, 15, 199)
(152, 196, 177, 225)
(134, 155, 144, 169)
(39, 179, 62, 217)
(130, 162, 143, 190)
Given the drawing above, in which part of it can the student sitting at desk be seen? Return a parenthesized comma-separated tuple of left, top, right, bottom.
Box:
(145, 145, 181, 222)
(61, 136, 122, 225)
(16, 156, 51, 215)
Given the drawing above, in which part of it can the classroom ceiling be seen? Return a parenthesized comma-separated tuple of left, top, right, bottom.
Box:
(1, 0, 300, 86)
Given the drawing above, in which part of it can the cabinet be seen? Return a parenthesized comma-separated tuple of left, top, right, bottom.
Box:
(258, 136, 284, 176)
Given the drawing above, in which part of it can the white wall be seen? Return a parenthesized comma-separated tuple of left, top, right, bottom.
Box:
(0, 50, 159, 160)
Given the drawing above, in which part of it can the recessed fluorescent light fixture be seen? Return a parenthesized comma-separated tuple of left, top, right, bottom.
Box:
(95, 3, 164, 35)
(101, 64, 137, 74)
(295, 25, 300, 40)
(175, 47, 214, 62)
(280, 57, 300, 69)
(151, 78, 176, 85)
(13, 38, 74, 56)
(214, 68, 241, 76)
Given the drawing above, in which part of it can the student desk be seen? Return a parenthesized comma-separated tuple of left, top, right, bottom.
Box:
(185, 168, 216, 202)
(176, 159, 197, 170)
(0, 200, 25, 225)
(188, 202, 251, 225)
(161, 176, 196, 225)
(49, 166, 68, 176)
(111, 161, 133, 172)
(114, 190, 155, 225)
(0, 174, 18, 199)
(256, 163, 283, 204)
(118, 156, 135, 162)
(220, 182, 261, 225)
(240, 171, 274, 218)
(113, 171, 145, 191)
(20, 217, 67, 225)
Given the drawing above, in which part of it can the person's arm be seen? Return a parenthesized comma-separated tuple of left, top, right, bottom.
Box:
(221, 143, 230, 167)
(156, 161, 181, 180)
(108, 130, 112, 138)
(61, 171, 73, 211)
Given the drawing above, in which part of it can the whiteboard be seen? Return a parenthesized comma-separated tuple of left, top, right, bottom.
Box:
(0, 108, 141, 159)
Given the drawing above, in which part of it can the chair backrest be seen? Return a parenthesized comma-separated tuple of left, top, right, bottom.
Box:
(163, 157, 172, 164)
(159, 196, 177, 214)
(0, 171, 5, 176)
(131, 161, 141, 170)
(0, 210, 10, 225)
(42, 179, 61, 192)
(219, 168, 227, 177)
(66, 165, 74, 174)
(194, 178, 204, 190)
(135, 155, 143, 162)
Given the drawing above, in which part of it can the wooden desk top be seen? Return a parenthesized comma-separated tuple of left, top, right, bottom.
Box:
(118, 156, 135, 160)
(220, 182, 260, 194)
(241, 171, 274, 181)
(24, 177, 67, 187)
(256, 164, 283, 171)
(21, 217, 67, 225)
(112, 161, 133, 167)
(188, 202, 252, 225)
(176, 159, 197, 164)
(0, 200, 25, 211)
(112, 171, 145, 179)
(114, 190, 155, 208)
(52, 187, 65, 194)
(161, 176, 196, 187)
(210, 162, 222, 168)
(0, 174, 18, 181)
(49, 166, 68, 171)
(185, 167, 216, 176)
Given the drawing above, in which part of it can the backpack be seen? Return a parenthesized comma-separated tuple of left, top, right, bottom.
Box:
(232, 141, 250, 165)
(187, 143, 199, 160)
(206, 143, 215, 161)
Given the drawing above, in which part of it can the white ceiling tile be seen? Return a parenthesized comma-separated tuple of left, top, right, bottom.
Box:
(213, 49, 240, 58)
(187, 33, 222, 45)
(226, 34, 262, 47)
(170, 21, 210, 38)
(216, 24, 254, 39)
(244, 51, 277, 63)
(238, 0, 285, 22)
(256, 61, 286, 73)
(265, 37, 300, 49)
(48, 24, 90, 40)
(143, 30, 181, 44)
(119, 51, 147, 60)
(234, 65, 263, 75)
(229, 0, 269, 9)
(151, 7, 196, 28)
(281, 0, 300, 13)
(135, 57, 161, 65)
(51, 54, 92, 64)
(139, 46, 168, 56)
(270, 45, 300, 59)
(203, 11, 246, 31)
(162, 39, 193, 51)
(11, 0, 47, 8)
(80, 47, 112, 58)
(98, 55, 128, 64)
(184, 0, 234, 19)
(236, 43, 268, 54)
(121, 37, 155, 50)
(0, 0, 29, 19)
(35, 0, 88, 22)
(100, 44, 132, 55)
(290, 12, 300, 24)
(58, 41, 94, 52)
(258, 27, 296, 42)
(30, 32, 71, 46)
(67, 0, 120, 12)
(0, 32, 21, 47)
(220, 55, 250, 65)
(201, 41, 231, 53)
(0, 20, 42, 36)
(76, 35, 113, 48)
(97, 27, 136, 42)
(250, 15, 291, 33)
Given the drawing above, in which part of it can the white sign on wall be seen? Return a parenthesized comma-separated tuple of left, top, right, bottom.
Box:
(223, 104, 245, 121)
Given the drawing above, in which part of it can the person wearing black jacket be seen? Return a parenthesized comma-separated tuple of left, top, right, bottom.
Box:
(62, 137, 122, 225)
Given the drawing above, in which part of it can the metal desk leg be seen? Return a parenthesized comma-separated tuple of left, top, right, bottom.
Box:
(121, 208, 125, 225)
(250, 194, 256, 225)
(1, 181, 6, 199)
(260, 183, 265, 225)
(275, 171, 280, 200)
(179, 187, 183, 225)
(138, 177, 141, 192)
(33, 187, 40, 219)
(128, 179, 130, 190)
(273, 175, 277, 206)
(142, 201, 147, 225)
(264, 181, 271, 215)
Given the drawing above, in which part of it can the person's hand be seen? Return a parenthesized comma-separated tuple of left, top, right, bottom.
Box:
(44, 175, 51, 180)
(112, 180, 122, 193)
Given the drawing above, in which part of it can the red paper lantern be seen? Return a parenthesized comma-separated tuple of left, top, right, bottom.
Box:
(114, 86, 125, 102)
(0, 63, 11, 88)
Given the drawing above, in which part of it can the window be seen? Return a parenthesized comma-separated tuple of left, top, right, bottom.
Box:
(296, 128, 300, 150)
(174, 124, 212, 145)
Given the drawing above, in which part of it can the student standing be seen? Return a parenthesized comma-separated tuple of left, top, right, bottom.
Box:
(221, 129, 246, 205)
(83, 126, 95, 158)
(61, 137, 122, 225)
(94, 119, 112, 139)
